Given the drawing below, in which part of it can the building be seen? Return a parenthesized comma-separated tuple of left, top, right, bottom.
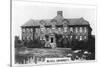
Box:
(21, 11, 92, 48)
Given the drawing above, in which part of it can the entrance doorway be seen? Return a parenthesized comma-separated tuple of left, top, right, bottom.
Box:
(51, 37, 54, 43)
(50, 36, 56, 48)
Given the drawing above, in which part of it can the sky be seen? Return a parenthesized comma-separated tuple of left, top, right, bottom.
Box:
(12, 1, 96, 39)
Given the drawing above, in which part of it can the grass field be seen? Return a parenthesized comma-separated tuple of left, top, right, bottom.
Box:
(15, 48, 95, 64)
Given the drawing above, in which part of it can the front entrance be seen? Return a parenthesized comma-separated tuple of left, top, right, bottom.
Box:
(51, 37, 54, 43)
(45, 33, 56, 48)
(49, 34, 56, 48)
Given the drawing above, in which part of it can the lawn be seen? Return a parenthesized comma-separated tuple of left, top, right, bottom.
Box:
(15, 47, 95, 64)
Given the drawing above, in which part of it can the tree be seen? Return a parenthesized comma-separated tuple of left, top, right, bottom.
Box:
(15, 36, 22, 48)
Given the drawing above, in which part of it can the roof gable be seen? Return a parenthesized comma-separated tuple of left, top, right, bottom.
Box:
(21, 11, 89, 27)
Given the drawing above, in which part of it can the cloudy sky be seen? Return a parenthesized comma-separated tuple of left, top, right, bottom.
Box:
(12, 1, 96, 39)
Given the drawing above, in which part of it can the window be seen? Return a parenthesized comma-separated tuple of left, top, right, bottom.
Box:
(40, 35, 45, 40)
(58, 28, 61, 31)
(40, 36, 42, 40)
(22, 29, 25, 33)
(27, 35, 30, 40)
(26, 28, 29, 33)
(70, 27, 73, 32)
(30, 36, 33, 40)
(75, 27, 78, 33)
(22, 36, 25, 40)
(84, 27, 87, 33)
(46, 28, 49, 33)
(84, 36, 87, 39)
(79, 36, 82, 41)
(30, 28, 33, 33)
(52, 26, 55, 29)
(43, 36, 45, 40)
(80, 27, 82, 33)
(64, 27, 67, 32)
(70, 36, 73, 39)
(76, 36, 78, 39)
(41, 27, 45, 32)
(49, 28, 52, 33)
(36, 28, 40, 34)
(66, 36, 68, 38)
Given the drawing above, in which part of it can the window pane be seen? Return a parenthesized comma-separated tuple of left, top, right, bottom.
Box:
(75, 27, 78, 33)
(84, 27, 87, 33)
(64, 27, 67, 32)
(79, 36, 82, 41)
(80, 27, 82, 33)
(70, 27, 73, 32)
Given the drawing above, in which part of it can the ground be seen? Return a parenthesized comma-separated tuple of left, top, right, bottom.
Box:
(15, 47, 95, 64)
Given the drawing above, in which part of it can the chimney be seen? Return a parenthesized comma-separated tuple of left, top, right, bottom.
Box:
(57, 11, 63, 16)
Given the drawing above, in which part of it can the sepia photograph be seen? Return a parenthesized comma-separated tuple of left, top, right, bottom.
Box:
(11, 0, 96, 66)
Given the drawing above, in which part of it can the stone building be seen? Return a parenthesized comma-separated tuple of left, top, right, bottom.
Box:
(21, 11, 92, 48)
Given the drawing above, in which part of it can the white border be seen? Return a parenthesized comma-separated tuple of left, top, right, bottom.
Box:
(11, 0, 97, 66)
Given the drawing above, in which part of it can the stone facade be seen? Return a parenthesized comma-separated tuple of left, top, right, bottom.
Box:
(21, 11, 92, 48)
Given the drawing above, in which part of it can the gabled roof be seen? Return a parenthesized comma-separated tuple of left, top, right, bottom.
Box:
(22, 18, 89, 27)
(68, 18, 89, 25)
(21, 11, 89, 27)
(22, 19, 40, 27)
